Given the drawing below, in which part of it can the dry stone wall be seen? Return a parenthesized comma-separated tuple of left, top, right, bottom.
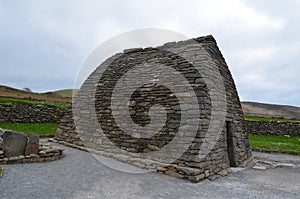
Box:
(0, 103, 65, 123)
(55, 35, 252, 182)
(244, 120, 300, 136)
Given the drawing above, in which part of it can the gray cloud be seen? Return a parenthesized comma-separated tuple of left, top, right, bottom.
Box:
(0, 0, 299, 106)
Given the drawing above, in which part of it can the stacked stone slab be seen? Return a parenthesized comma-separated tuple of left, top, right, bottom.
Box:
(55, 35, 251, 182)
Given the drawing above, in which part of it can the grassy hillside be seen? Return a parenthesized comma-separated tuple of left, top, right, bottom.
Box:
(44, 89, 77, 98)
(242, 101, 300, 120)
(0, 85, 72, 103)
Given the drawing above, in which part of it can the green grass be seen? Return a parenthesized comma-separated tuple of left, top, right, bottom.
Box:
(244, 115, 300, 122)
(0, 123, 58, 136)
(0, 97, 70, 108)
(249, 134, 300, 154)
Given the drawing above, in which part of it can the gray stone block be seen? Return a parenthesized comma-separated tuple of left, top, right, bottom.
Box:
(25, 133, 40, 156)
(2, 130, 28, 158)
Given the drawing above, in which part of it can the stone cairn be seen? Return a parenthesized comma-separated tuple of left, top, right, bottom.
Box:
(0, 128, 64, 164)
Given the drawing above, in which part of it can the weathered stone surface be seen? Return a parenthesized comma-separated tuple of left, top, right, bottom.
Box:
(8, 156, 19, 161)
(2, 131, 28, 158)
(0, 128, 4, 135)
(0, 128, 4, 150)
(0, 132, 3, 151)
(253, 165, 267, 170)
(25, 134, 39, 156)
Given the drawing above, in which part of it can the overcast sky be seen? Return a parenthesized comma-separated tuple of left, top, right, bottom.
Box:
(0, 0, 299, 107)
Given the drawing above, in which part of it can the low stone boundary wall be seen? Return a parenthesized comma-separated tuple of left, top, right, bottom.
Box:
(0, 103, 66, 123)
(0, 152, 63, 164)
(244, 120, 300, 136)
(0, 139, 64, 164)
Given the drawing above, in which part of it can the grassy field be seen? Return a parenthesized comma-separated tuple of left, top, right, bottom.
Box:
(249, 134, 300, 154)
(244, 115, 300, 122)
(0, 97, 70, 108)
(0, 123, 58, 136)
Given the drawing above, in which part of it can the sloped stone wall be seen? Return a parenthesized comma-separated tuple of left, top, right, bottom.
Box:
(244, 120, 300, 136)
(0, 103, 66, 123)
(55, 35, 251, 182)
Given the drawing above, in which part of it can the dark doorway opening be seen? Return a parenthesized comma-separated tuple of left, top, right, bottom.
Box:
(226, 121, 236, 167)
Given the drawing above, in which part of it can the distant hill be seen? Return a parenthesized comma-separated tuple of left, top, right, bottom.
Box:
(1, 85, 300, 119)
(0, 85, 72, 103)
(44, 89, 77, 98)
(241, 101, 300, 120)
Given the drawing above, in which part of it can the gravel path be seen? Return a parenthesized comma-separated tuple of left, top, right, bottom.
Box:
(1, 144, 300, 199)
(252, 151, 300, 164)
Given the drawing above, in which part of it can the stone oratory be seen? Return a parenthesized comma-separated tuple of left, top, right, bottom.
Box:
(55, 35, 251, 182)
